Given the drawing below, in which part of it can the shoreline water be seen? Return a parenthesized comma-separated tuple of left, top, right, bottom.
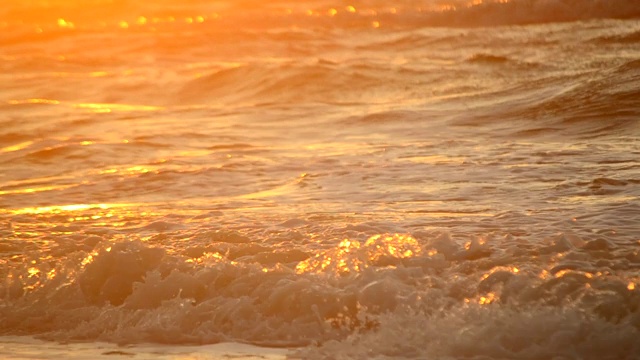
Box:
(0, 336, 289, 360)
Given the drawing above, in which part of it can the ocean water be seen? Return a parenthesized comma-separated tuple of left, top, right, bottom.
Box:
(1, 0, 640, 359)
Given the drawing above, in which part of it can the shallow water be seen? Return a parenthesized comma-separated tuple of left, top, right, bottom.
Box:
(1, 1, 640, 359)
(0, 336, 287, 360)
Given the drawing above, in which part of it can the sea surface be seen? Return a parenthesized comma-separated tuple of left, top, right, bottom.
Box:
(1, 0, 640, 359)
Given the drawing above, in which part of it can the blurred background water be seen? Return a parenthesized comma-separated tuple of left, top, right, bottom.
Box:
(1, 1, 640, 358)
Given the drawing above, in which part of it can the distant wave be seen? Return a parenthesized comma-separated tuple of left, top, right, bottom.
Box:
(290, 0, 640, 28)
(177, 62, 397, 105)
(269, 0, 640, 29)
(451, 56, 640, 138)
(4, 0, 640, 30)
(429, 0, 640, 26)
(537, 58, 640, 132)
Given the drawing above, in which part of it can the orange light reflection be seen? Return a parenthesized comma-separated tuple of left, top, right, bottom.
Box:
(9, 203, 129, 215)
(1, 141, 34, 153)
(74, 103, 162, 113)
(0, 184, 76, 196)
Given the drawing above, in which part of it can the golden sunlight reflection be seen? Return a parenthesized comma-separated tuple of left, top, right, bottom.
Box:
(74, 103, 162, 113)
(126, 165, 151, 174)
(27, 267, 41, 278)
(8, 99, 60, 105)
(47, 269, 57, 280)
(3, 202, 169, 251)
(1, 141, 34, 153)
(296, 234, 421, 275)
(185, 252, 237, 266)
(81, 254, 95, 267)
(555, 269, 593, 279)
(479, 292, 496, 305)
(480, 266, 520, 281)
(366, 234, 420, 259)
(8, 99, 163, 116)
(0, 0, 519, 36)
(464, 292, 498, 306)
(0, 184, 76, 196)
(9, 203, 128, 215)
(57, 18, 75, 29)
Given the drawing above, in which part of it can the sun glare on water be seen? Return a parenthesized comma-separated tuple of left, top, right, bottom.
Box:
(3, 0, 515, 34)
(8, 203, 127, 215)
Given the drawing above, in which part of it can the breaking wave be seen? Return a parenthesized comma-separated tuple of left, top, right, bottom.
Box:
(2, 231, 640, 359)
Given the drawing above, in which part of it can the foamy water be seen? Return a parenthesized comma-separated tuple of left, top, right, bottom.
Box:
(1, 1, 640, 359)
